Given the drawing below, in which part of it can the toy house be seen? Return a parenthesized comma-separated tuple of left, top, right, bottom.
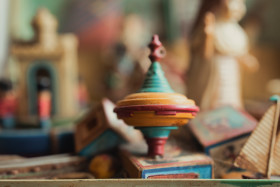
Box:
(11, 8, 79, 126)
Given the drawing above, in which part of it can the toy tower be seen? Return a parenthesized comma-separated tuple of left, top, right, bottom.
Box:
(11, 8, 79, 126)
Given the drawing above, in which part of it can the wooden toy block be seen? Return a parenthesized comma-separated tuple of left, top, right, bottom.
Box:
(120, 142, 214, 179)
(75, 98, 142, 157)
(188, 106, 257, 177)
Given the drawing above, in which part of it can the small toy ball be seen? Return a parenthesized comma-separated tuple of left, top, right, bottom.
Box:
(89, 154, 116, 179)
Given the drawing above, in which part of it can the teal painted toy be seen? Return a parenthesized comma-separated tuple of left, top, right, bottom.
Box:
(120, 141, 214, 179)
(114, 35, 199, 157)
(270, 95, 280, 102)
(139, 61, 174, 93)
(75, 98, 143, 157)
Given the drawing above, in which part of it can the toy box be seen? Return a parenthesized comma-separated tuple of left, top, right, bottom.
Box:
(120, 142, 214, 179)
(188, 106, 257, 177)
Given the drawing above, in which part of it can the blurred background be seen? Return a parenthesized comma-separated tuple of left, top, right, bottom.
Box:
(1, 0, 280, 104)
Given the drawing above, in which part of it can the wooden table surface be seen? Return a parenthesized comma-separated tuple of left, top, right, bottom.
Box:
(0, 179, 279, 187)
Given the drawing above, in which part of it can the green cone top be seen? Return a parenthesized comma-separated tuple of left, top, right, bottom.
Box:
(138, 35, 174, 93)
(139, 61, 174, 93)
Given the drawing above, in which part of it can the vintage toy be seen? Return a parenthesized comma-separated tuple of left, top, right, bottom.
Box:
(0, 78, 17, 129)
(75, 98, 143, 157)
(0, 8, 80, 155)
(188, 106, 257, 177)
(234, 95, 280, 178)
(37, 77, 52, 128)
(89, 154, 117, 179)
(114, 35, 199, 157)
(187, 0, 259, 111)
(11, 8, 79, 126)
(120, 142, 214, 179)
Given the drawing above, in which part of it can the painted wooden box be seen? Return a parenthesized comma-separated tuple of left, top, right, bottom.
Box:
(120, 143, 214, 179)
(188, 106, 257, 177)
(75, 98, 142, 157)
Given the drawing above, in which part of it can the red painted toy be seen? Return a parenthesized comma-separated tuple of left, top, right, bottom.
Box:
(114, 35, 199, 157)
(0, 79, 17, 129)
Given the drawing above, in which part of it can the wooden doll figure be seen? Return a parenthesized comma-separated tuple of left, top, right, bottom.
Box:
(0, 79, 17, 129)
(187, 0, 259, 111)
(37, 77, 51, 128)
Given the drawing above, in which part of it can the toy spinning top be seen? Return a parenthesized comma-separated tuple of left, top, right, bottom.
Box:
(114, 35, 199, 157)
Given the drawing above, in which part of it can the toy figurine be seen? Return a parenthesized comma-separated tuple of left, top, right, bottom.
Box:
(114, 35, 199, 157)
(37, 77, 51, 128)
(77, 76, 89, 110)
(0, 79, 17, 129)
(234, 95, 280, 178)
(187, 0, 259, 111)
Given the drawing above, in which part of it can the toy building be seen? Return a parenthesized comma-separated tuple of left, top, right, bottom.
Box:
(188, 106, 257, 177)
(11, 8, 79, 126)
(75, 98, 143, 157)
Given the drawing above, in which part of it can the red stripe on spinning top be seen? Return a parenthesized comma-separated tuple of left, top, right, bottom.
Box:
(114, 105, 199, 117)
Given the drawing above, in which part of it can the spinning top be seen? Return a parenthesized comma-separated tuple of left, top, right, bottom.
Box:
(114, 35, 199, 157)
